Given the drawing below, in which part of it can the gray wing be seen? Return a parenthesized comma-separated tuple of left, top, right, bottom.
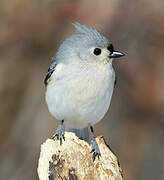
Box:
(44, 57, 57, 85)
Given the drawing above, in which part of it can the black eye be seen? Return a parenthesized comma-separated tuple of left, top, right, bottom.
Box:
(93, 48, 101, 56)
(107, 44, 114, 53)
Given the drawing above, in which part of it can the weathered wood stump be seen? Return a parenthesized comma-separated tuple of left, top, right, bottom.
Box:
(38, 132, 124, 180)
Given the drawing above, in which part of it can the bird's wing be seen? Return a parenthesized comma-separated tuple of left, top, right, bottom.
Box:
(44, 58, 57, 85)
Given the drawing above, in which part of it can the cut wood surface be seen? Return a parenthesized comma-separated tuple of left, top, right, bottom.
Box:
(37, 132, 124, 180)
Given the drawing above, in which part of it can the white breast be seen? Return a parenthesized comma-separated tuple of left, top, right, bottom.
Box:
(45, 61, 115, 129)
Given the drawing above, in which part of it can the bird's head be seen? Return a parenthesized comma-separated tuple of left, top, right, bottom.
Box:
(56, 23, 124, 64)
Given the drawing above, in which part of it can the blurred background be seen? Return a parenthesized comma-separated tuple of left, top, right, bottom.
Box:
(0, 0, 164, 179)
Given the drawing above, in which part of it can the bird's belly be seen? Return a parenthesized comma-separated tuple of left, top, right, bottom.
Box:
(64, 71, 115, 128)
(45, 64, 115, 129)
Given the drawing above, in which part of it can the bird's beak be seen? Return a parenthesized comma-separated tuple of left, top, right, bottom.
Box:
(109, 51, 125, 59)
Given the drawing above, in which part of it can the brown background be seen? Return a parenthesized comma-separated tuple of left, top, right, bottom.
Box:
(0, 0, 164, 179)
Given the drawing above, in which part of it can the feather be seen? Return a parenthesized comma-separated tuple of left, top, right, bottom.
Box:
(72, 22, 109, 48)
(72, 22, 95, 34)
(44, 60, 57, 85)
(65, 127, 89, 142)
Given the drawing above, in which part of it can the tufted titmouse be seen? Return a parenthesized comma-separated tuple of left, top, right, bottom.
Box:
(44, 23, 124, 159)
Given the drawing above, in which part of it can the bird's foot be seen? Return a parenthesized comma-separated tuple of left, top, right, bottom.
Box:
(91, 138, 101, 161)
(52, 121, 65, 145)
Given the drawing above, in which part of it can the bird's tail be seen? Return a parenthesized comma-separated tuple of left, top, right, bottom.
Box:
(65, 127, 89, 142)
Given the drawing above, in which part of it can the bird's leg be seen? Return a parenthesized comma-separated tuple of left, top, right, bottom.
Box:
(52, 120, 65, 145)
(90, 125, 101, 161)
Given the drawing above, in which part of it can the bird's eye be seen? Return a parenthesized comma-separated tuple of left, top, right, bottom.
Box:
(93, 48, 101, 56)
(107, 44, 114, 53)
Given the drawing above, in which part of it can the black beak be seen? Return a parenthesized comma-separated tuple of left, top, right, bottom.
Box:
(109, 51, 125, 59)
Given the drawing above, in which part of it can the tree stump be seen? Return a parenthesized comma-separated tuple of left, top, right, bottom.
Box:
(37, 132, 124, 180)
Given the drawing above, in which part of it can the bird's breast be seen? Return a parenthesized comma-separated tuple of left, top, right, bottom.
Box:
(68, 63, 115, 105)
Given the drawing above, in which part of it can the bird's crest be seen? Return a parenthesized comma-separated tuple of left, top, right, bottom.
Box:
(72, 22, 109, 47)
(72, 22, 97, 34)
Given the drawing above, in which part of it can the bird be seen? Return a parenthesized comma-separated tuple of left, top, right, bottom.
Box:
(44, 23, 124, 160)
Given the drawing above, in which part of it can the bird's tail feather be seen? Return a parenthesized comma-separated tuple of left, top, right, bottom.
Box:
(65, 127, 89, 142)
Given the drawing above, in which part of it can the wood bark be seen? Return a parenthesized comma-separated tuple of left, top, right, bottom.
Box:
(37, 132, 124, 180)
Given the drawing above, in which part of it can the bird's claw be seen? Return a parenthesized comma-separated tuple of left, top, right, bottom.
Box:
(52, 124, 65, 145)
(91, 138, 101, 161)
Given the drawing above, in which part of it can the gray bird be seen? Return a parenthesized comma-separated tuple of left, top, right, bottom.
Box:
(44, 23, 124, 160)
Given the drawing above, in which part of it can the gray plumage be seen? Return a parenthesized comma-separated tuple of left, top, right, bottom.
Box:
(44, 23, 110, 85)
(45, 23, 124, 143)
